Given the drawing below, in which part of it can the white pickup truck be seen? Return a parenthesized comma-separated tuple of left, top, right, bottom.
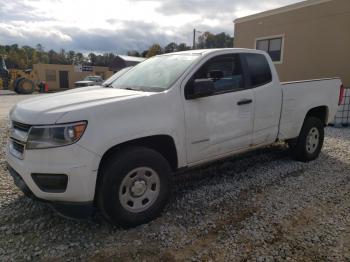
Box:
(6, 49, 344, 227)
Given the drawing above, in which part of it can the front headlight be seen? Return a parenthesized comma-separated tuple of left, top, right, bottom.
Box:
(27, 121, 87, 149)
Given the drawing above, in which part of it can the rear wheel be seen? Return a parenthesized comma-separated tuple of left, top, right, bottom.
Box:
(290, 117, 324, 162)
(97, 147, 173, 227)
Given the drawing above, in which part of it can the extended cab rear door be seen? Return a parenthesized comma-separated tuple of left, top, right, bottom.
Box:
(241, 53, 282, 146)
(183, 53, 254, 164)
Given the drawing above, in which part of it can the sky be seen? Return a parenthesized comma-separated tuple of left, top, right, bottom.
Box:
(0, 0, 304, 54)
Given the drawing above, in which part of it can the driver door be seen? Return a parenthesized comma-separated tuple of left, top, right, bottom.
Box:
(183, 54, 254, 164)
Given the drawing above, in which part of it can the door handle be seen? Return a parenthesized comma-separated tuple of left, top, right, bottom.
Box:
(237, 99, 253, 106)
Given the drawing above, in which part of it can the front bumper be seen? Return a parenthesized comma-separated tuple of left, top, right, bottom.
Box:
(7, 165, 95, 219)
(6, 142, 101, 203)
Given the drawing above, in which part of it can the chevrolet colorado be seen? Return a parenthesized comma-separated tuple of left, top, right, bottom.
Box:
(6, 49, 344, 227)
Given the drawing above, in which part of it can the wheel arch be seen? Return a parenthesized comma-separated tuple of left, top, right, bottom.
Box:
(96, 134, 178, 178)
(305, 105, 329, 126)
(286, 105, 328, 145)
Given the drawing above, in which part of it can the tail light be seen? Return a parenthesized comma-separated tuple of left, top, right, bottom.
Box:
(339, 84, 345, 105)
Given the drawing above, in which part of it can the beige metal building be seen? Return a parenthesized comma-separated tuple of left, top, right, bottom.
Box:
(109, 55, 145, 72)
(234, 0, 350, 86)
(33, 64, 113, 90)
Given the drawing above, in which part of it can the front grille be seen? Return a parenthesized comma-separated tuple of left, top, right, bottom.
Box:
(13, 121, 31, 132)
(12, 140, 25, 154)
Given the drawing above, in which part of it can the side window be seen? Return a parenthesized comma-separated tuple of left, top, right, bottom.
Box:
(243, 53, 272, 87)
(256, 37, 283, 62)
(45, 70, 56, 82)
(187, 54, 244, 97)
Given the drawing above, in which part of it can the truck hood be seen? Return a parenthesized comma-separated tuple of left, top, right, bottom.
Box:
(10, 86, 147, 124)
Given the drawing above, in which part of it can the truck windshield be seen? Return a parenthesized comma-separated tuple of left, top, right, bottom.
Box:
(112, 54, 200, 92)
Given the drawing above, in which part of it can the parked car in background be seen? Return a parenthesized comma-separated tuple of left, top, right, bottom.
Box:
(75, 75, 103, 87)
(7, 48, 343, 227)
(102, 67, 133, 87)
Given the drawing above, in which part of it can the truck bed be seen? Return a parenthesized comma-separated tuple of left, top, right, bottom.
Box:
(278, 78, 342, 140)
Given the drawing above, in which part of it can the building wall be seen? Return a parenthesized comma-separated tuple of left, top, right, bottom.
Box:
(234, 0, 350, 86)
(33, 64, 113, 90)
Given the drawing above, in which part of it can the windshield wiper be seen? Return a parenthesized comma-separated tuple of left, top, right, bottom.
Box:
(124, 87, 141, 91)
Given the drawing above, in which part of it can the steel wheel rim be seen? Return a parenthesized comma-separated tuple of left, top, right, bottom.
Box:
(23, 81, 32, 91)
(119, 167, 160, 213)
(306, 127, 320, 154)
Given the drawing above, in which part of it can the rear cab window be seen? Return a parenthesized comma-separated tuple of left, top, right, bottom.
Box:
(242, 53, 272, 87)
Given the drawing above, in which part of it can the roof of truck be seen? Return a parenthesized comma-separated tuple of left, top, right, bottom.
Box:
(160, 48, 255, 56)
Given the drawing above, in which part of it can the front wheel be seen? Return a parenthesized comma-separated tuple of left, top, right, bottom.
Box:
(290, 117, 324, 162)
(97, 147, 173, 227)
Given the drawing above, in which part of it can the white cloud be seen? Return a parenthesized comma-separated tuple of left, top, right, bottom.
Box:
(0, 0, 304, 53)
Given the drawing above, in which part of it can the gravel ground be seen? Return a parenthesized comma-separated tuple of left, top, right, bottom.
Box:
(0, 95, 350, 261)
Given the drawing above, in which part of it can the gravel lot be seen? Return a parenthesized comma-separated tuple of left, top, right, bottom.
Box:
(0, 94, 350, 261)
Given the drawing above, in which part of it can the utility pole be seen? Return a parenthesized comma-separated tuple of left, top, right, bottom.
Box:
(193, 29, 196, 50)
(193, 29, 202, 50)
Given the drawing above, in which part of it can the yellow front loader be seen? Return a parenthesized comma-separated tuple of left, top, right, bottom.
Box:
(0, 55, 40, 94)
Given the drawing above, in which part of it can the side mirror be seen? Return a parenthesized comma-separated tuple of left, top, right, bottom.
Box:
(189, 79, 215, 99)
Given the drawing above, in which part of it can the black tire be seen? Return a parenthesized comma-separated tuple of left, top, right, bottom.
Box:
(97, 146, 173, 227)
(12, 77, 24, 93)
(290, 117, 324, 162)
(16, 78, 35, 94)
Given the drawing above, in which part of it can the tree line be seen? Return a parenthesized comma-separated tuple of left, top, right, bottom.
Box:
(128, 32, 234, 57)
(0, 44, 117, 69)
(0, 31, 233, 69)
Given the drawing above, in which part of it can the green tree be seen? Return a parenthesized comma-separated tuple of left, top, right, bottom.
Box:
(36, 44, 44, 52)
(31, 50, 40, 65)
(6, 49, 19, 68)
(15, 48, 28, 68)
(197, 32, 233, 49)
(74, 52, 84, 65)
(88, 53, 97, 65)
(40, 52, 49, 64)
(127, 50, 140, 57)
(57, 49, 66, 64)
(177, 43, 190, 51)
(47, 49, 58, 64)
(67, 50, 75, 64)
(164, 42, 178, 53)
(35, 44, 45, 63)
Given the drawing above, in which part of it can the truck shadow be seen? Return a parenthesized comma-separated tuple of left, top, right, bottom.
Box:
(174, 142, 291, 185)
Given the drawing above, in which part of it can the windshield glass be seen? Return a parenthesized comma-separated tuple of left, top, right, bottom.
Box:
(112, 54, 200, 92)
(103, 67, 132, 87)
